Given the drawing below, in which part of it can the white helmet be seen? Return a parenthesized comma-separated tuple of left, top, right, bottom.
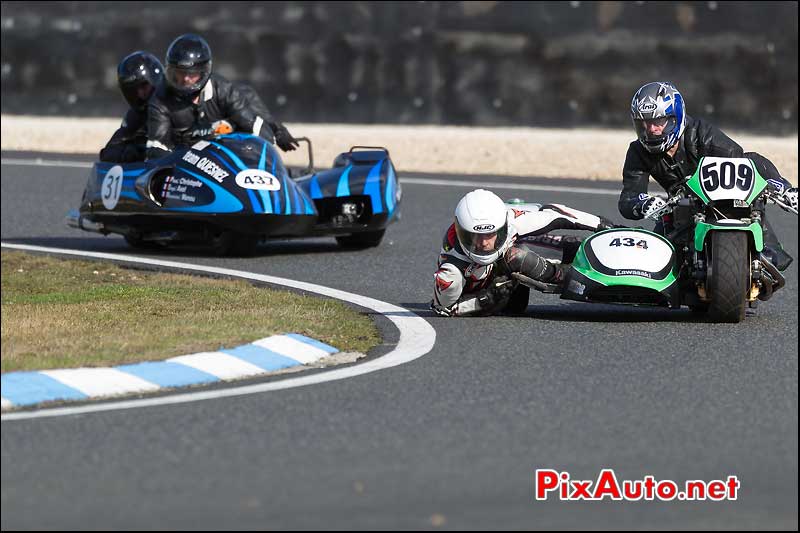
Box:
(454, 189, 512, 265)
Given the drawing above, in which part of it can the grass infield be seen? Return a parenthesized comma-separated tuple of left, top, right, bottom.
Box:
(1, 250, 380, 373)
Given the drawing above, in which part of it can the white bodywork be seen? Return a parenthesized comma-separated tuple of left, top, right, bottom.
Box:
(587, 230, 673, 272)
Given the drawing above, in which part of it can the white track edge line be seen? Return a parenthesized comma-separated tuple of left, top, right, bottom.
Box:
(1, 243, 436, 421)
(401, 177, 620, 195)
(1, 158, 94, 168)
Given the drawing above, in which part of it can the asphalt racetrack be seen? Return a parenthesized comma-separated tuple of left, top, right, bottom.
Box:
(1, 152, 797, 529)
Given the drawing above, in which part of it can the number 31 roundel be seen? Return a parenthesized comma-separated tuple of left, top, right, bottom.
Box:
(101, 165, 124, 210)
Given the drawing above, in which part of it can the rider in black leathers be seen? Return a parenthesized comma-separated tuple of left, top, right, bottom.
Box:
(99, 51, 163, 163)
(622, 82, 797, 271)
(145, 34, 298, 160)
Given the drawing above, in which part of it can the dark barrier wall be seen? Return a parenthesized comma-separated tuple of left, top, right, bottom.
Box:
(1, 1, 797, 133)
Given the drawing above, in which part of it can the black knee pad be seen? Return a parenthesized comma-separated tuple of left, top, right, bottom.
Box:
(505, 245, 555, 281)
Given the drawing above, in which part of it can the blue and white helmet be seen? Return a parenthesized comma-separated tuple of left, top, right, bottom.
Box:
(630, 82, 686, 154)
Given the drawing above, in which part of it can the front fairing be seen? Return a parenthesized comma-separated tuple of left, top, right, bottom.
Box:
(82, 134, 317, 217)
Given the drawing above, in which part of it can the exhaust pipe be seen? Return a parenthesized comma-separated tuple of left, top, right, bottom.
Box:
(65, 209, 106, 233)
(758, 253, 786, 301)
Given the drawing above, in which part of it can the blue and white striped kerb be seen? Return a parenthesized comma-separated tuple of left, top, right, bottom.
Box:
(0, 333, 338, 410)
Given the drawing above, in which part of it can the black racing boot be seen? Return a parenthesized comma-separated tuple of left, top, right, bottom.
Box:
(762, 217, 793, 271)
(762, 245, 793, 272)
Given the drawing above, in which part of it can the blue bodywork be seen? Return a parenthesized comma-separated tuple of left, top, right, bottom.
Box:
(77, 134, 400, 240)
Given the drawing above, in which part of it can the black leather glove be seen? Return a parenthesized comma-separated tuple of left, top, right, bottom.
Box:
(477, 275, 515, 310)
(100, 142, 145, 163)
(273, 123, 299, 152)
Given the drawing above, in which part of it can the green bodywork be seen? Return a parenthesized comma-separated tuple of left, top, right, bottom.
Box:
(685, 157, 766, 252)
(686, 157, 769, 205)
(693, 221, 764, 252)
(570, 230, 678, 292)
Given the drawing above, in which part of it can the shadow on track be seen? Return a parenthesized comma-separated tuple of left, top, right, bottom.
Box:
(0, 236, 372, 258)
(522, 302, 702, 323)
(399, 300, 729, 323)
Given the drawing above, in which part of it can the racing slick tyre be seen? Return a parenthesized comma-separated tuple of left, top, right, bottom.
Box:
(336, 229, 385, 249)
(708, 231, 748, 323)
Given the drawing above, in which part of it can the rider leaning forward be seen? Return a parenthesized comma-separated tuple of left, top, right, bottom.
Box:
(430, 189, 616, 317)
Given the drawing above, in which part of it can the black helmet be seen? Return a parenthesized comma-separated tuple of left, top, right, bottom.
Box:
(117, 51, 164, 110)
(165, 34, 213, 98)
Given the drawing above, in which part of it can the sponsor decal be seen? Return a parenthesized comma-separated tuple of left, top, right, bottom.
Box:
(164, 177, 203, 195)
(178, 177, 202, 188)
(235, 169, 281, 191)
(196, 157, 229, 183)
(473, 224, 495, 231)
(161, 174, 198, 203)
(638, 101, 657, 113)
(192, 140, 210, 150)
(181, 151, 229, 182)
(512, 208, 528, 219)
(615, 269, 652, 278)
(182, 151, 201, 165)
(767, 178, 786, 194)
(164, 191, 197, 203)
